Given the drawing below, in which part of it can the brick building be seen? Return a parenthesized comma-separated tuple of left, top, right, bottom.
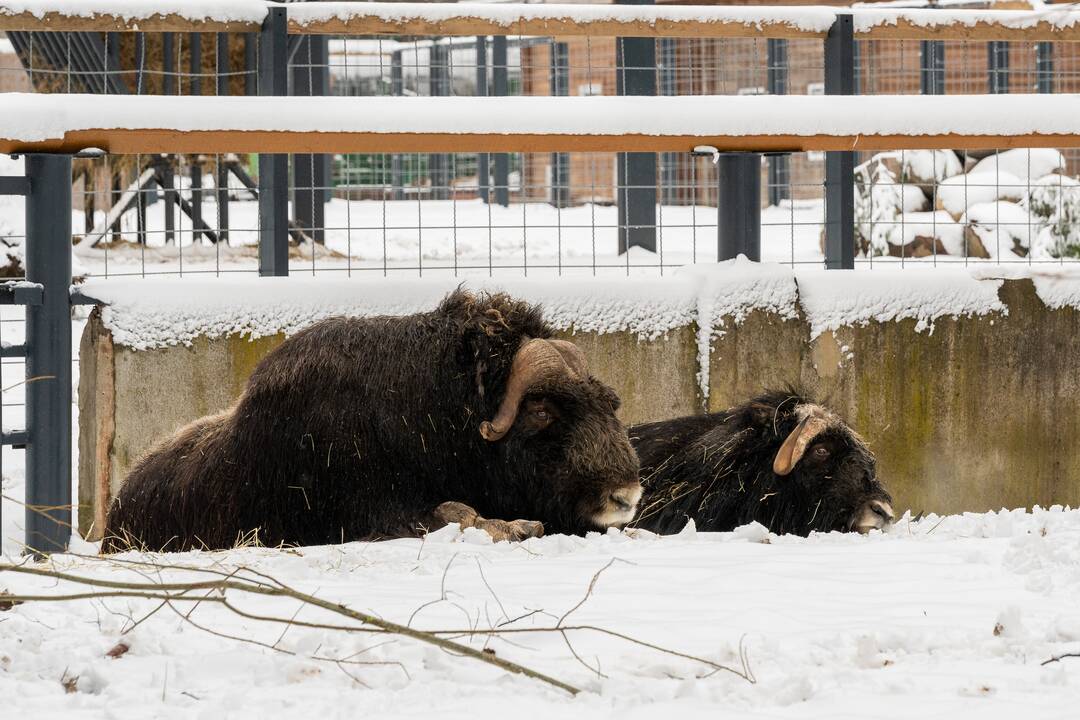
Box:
(519, 0, 1080, 207)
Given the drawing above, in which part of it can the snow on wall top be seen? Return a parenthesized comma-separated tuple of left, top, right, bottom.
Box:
(852, 7, 1080, 32)
(0, 0, 268, 24)
(288, 2, 838, 32)
(5, 93, 1080, 143)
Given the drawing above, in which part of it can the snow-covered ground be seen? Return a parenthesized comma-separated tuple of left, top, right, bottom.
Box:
(1, 509, 1079, 717)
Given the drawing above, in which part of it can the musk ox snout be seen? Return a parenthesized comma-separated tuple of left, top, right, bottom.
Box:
(851, 498, 895, 534)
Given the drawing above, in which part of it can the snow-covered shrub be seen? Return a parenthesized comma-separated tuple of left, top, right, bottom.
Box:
(854, 155, 931, 257)
(1025, 174, 1080, 259)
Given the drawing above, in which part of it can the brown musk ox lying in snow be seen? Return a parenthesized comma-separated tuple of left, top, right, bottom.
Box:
(630, 390, 894, 536)
(102, 289, 642, 552)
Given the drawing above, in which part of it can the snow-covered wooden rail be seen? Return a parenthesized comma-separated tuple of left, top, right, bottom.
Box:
(1, 2, 1080, 42)
(1, 93, 1078, 155)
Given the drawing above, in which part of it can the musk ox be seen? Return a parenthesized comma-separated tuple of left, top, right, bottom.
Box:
(630, 389, 894, 536)
(102, 289, 642, 552)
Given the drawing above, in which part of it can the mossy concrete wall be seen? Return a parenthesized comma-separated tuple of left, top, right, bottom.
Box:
(77, 279, 1080, 538)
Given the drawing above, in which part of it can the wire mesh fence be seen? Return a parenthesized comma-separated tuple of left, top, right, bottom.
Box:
(0, 23, 1079, 289)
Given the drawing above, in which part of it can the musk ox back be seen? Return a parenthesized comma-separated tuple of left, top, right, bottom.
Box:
(630, 390, 893, 536)
(102, 289, 641, 552)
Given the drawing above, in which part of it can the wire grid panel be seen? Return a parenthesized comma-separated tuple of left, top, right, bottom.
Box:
(3, 30, 1080, 278)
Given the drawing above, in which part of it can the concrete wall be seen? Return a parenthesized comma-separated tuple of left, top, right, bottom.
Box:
(77, 279, 1080, 538)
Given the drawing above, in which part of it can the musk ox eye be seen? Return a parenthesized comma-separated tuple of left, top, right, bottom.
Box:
(812, 445, 830, 460)
(535, 409, 549, 420)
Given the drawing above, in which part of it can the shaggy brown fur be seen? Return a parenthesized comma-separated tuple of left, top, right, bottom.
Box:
(630, 389, 894, 536)
(102, 290, 640, 552)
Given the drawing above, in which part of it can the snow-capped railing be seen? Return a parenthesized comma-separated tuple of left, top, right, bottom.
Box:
(1, 2, 1079, 41)
(1, 93, 1078, 156)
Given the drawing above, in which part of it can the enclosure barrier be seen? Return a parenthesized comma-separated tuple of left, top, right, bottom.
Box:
(2, 1, 1079, 553)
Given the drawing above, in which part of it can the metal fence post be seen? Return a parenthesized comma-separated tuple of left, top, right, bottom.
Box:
(24, 153, 73, 555)
(475, 37, 489, 203)
(492, 35, 510, 207)
(920, 40, 945, 95)
(258, 5, 289, 276)
(658, 37, 677, 206)
(766, 38, 790, 207)
(293, 35, 329, 243)
(717, 153, 761, 262)
(988, 41, 1010, 94)
(1036, 42, 1053, 93)
(428, 42, 451, 201)
(390, 50, 404, 201)
(824, 13, 855, 270)
(216, 32, 230, 244)
(549, 40, 570, 208)
(616, 0, 657, 254)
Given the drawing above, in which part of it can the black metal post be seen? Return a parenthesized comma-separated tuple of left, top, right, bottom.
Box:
(475, 37, 489, 203)
(390, 50, 404, 201)
(216, 33, 230, 244)
(824, 14, 855, 269)
(549, 41, 570, 208)
(428, 43, 451, 200)
(717, 154, 761, 262)
(190, 159, 203, 242)
(161, 159, 175, 245)
(162, 32, 175, 95)
(988, 41, 1010, 94)
(245, 33, 257, 96)
(766, 38, 790, 207)
(258, 5, 289, 276)
(616, 0, 657, 254)
(920, 40, 945, 95)
(658, 37, 677, 206)
(1036, 42, 1053, 94)
(492, 35, 510, 207)
(24, 154, 72, 556)
(292, 35, 329, 243)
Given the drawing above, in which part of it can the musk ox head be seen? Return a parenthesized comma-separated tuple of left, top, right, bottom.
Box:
(633, 389, 893, 536)
(477, 334, 642, 534)
(770, 400, 894, 534)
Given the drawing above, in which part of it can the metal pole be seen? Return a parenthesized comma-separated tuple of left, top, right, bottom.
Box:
(475, 37, 489, 203)
(292, 36, 328, 244)
(390, 50, 404, 201)
(216, 33, 230, 244)
(824, 14, 855, 269)
(717, 153, 761, 262)
(258, 5, 289, 276)
(492, 35, 510, 207)
(920, 40, 945, 95)
(616, 0, 657, 254)
(189, 32, 202, 96)
(162, 32, 175, 96)
(549, 40, 570, 208)
(766, 38, 790, 207)
(988, 41, 1010, 94)
(1036, 42, 1053, 94)
(24, 153, 72, 556)
(428, 43, 450, 201)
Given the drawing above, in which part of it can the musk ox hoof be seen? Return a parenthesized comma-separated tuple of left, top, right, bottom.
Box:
(433, 501, 545, 542)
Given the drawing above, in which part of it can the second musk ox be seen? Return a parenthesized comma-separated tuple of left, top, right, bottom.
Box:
(102, 289, 642, 552)
(630, 389, 894, 536)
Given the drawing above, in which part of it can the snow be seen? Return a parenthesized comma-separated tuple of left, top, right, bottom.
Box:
(288, 2, 839, 33)
(0, 0, 268, 23)
(795, 266, 1006, 337)
(852, 6, 1080, 32)
(2, 506, 1080, 717)
(962, 201, 1037, 257)
(875, 210, 965, 252)
(5, 93, 1080, 143)
(971, 148, 1065, 181)
(938, 172, 1028, 217)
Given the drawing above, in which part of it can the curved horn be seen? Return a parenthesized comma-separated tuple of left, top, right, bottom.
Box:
(546, 339, 589, 378)
(772, 405, 830, 476)
(479, 338, 583, 442)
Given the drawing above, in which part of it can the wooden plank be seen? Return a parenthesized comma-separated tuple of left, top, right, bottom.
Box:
(288, 15, 827, 40)
(2, 128, 1077, 156)
(0, 10, 261, 33)
(856, 18, 1080, 43)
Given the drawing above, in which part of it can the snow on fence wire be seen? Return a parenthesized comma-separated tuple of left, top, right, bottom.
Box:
(2, 2, 1080, 551)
